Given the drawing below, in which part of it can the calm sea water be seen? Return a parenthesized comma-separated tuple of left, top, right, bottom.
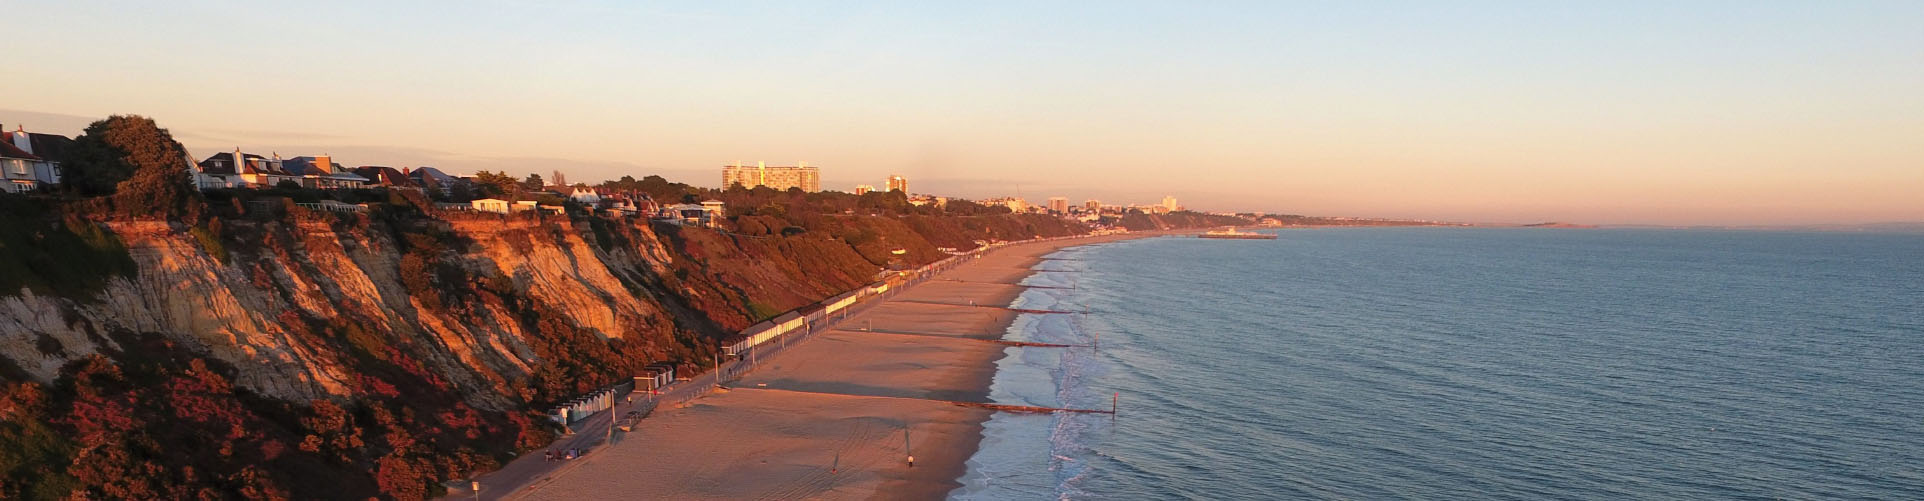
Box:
(952, 228, 1924, 500)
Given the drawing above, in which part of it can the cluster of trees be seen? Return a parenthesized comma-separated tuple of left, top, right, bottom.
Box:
(45, 115, 202, 220)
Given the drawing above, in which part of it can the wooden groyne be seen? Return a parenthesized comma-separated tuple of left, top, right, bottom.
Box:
(737, 386, 1113, 415)
(836, 327, 1086, 348)
(934, 278, 1072, 289)
(889, 299, 1077, 314)
(952, 401, 1113, 415)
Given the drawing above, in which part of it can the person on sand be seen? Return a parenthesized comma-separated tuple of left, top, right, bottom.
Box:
(907, 455, 914, 468)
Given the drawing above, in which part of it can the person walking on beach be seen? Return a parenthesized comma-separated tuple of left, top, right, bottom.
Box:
(906, 455, 914, 468)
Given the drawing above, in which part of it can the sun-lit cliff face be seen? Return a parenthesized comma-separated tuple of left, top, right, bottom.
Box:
(0, 197, 1092, 500)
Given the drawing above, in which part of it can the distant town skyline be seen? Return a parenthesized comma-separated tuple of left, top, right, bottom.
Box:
(6, 2, 1922, 225)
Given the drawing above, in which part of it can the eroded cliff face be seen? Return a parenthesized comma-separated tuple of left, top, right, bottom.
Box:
(0, 201, 1094, 500)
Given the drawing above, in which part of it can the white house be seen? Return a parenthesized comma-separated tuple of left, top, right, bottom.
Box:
(1, 125, 69, 193)
(569, 187, 602, 204)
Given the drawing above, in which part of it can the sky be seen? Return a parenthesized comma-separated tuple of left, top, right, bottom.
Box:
(5, 1, 1921, 225)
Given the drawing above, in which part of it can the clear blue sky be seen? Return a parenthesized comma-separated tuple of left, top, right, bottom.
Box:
(6, 1, 1921, 224)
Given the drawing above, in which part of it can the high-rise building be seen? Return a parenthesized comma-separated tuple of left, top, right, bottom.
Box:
(1084, 199, 1101, 212)
(722, 161, 821, 192)
(1047, 197, 1069, 214)
(886, 174, 908, 193)
(1161, 195, 1180, 213)
(854, 184, 874, 195)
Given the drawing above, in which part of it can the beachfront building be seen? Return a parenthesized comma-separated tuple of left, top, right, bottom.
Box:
(722, 161, 820, 192)
(1, 125, 70, 193)
(1162, 195, 1180, 213)
(886, 174, 908, 193)
(854, 184, 873, 195)
(1047, 197, 1069, 214)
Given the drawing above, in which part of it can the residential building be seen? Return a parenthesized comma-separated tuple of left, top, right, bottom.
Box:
(1162, 195, 1180, 213)
(406, 167, 462, 195)
(569, 187, 602, 204)
(197, 149, 299, 189)
(1, 125, 70, 193)
(282, 155, 370, 189)
(854, 184, 874, 195)
(1084, 199, 1101, 212)
(981, 197, 1028, 213)
(352, 166, 415, 188)
(722, 161, 820, 192)
(886, 174, 908, 193)
(472, 198, 511, 214)
(1047, 197, 1069, 214)
(657, 200, 723, 228)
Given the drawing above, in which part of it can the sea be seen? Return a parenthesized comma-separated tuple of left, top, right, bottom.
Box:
(950, 228, 1924, 500)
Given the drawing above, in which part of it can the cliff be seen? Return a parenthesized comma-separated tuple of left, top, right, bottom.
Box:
(0, 195, 1094, 500)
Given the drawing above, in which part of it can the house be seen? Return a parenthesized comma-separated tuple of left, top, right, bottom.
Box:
(352, 166, 415, 189)
(1, 124, 71, 193)
(472, 198, 511, 214)
(281, 155, 369, 189)
(595, 192, 656, 217)
(656, 200, 724, 227)
(406, 166, 462, 195)
(196, 149, 298, 189)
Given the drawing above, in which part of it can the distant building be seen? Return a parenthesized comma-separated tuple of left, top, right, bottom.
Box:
(569, 187, 602, 204)
(854, 184, 874, 195)
(982, 197, 1027, 213)
(197, 149, 299, 189)
(886, 174, 908, 193)
(1047, 197, 1069, 214)
(282, 155, 370, 189)
(472, 198, 511, 214)
(353, 166, 414, 188)
(406, 166, 462, 195)
(1161, 195, 1180, 213)
(722, 161, 820, 192)
(1, 124, 70, 193)
(658, 201, 723, 228)
(1084, 199, 1101, 212)
(908, 195, 947, 207)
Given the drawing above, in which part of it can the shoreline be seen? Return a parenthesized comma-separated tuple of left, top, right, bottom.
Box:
(509, 233, 1145, 500)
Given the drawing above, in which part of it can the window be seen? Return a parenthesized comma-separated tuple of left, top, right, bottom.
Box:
(8, 159, 28, 175)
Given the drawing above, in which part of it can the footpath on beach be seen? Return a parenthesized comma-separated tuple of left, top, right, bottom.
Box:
(464, 231, 1136, 500)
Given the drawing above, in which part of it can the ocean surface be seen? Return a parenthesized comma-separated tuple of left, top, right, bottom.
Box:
(951, 228, 1924, 500)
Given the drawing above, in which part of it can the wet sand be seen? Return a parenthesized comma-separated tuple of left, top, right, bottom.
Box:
(513, 234, 1138, 500)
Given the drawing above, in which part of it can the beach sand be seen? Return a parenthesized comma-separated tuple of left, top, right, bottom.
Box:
(512, 234, 1137, 500)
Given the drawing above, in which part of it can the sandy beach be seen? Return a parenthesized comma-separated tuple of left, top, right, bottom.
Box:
(512, 234, 1139, 500)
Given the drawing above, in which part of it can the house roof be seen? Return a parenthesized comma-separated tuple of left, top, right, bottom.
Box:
(353, 166, 413, 186)
(407, 166, 457, 182)
(14, 132, 73, 162)
(0, 140, 40, 160)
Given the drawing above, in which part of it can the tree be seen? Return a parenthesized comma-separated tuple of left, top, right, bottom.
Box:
(471, 171, 517, 198)
(61, 115, 201, 218)
(521, 173, 544, 191)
